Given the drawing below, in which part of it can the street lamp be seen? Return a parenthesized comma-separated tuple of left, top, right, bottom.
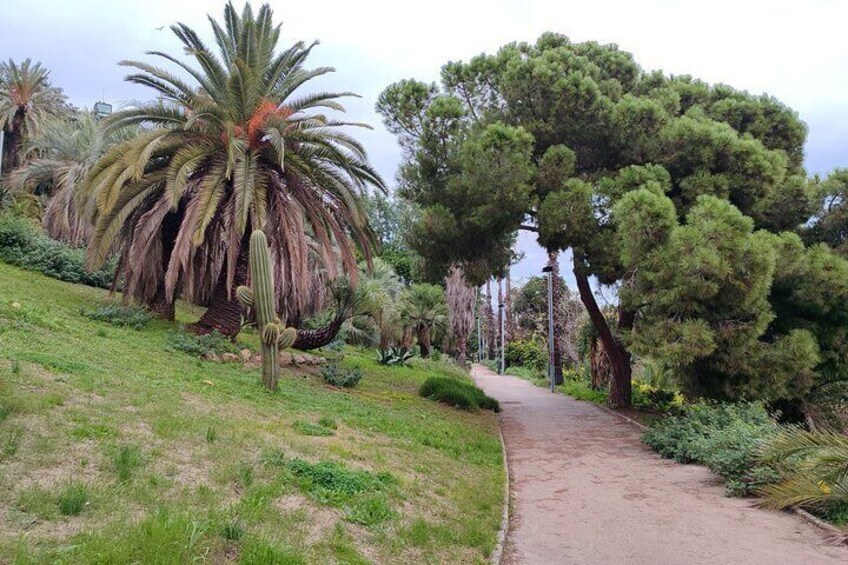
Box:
(498, 302, 505, 374)
(542, 265, 555, 393)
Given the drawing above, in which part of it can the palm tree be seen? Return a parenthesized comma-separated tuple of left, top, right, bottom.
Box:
(446, 266, 475, 365)
(5, 112, 135, 245)
(0, 59, 67, 171)
(356, 257, 403, 349)
(83, 3, 384, 334)
(400, 283, 447, 358)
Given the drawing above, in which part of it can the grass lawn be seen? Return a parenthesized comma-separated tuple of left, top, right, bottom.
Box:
(0, 262, 504, 564)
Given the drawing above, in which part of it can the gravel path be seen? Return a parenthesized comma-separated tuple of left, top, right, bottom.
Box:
(472, 365, 848, 565)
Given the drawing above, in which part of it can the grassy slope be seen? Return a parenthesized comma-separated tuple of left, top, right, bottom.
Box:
(0, 263, 503, 564)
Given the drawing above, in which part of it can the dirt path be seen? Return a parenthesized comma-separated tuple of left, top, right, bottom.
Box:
(472, 365, 848, 565)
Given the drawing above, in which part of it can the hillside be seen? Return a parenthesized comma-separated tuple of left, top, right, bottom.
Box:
(0, 263, 504, 564)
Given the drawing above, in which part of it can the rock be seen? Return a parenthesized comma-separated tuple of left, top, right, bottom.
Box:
(293, 354, 307, 365)
(310, 356, 323, 365)
(202, 352, 219, 362)
(279, 352, 293, 366)
(239, 348, 252, 362)
(220, 353, 239, 362)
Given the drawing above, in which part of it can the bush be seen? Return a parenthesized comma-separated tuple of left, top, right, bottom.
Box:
(643, 400, 781, 495)
(321, 364, 364, 388)
(505, 339, 548, 371)
(166, 328, 236, 357)
(82, 304, 152, 330)
(419, 376, 499, 412)
(0, 213, 115, 288)
(631, 381, 684, 413)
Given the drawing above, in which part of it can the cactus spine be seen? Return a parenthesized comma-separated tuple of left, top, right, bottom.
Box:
(237, 230, 297, 391)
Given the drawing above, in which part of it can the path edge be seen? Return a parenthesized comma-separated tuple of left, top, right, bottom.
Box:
(491, 422, 510, 564)
(593, 397, 848, 545)
(471, 365, 510, 564)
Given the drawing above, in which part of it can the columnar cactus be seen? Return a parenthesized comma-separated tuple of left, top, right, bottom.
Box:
(237, 230, 297, 391)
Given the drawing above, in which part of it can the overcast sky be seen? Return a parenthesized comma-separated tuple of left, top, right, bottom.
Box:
(3, 0, 847, 291)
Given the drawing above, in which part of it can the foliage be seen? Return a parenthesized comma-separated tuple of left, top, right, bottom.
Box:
(419, 376, 500, 412)
(166, 327, 237, 357)
(320, 364, 364, 388)
(504, 339, 548, 372)
(0, 212, 114, 288)
(57, 482, 90, 516)
(559, 379, 609, 404)
(82, 303, 152, 330)
(643, 401, 781, 495)
(82, 3, 384, 324)
(400, 283, 448, 358)
(376, 347, 413, 367)
(631, 381, 684, 414)
(757, 429, 848, 511)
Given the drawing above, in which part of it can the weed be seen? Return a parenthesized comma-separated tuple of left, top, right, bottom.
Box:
(205, 425, 217, 443)
(346, 492, 396, 526)
(96, 327, 107, 338)
(318, 417, 338, 430)
(82, 303, 152, 330)
(1, 427, 23, 460)
(236, 461, 255, 488)
(112, 443, 144, 482)
(11, 358, 21, 374)
(287, 458, 395, 506)
(293, 420, 334, 437)
(222, 519, 244, 541)
(320, 364, 364, 388)
(57, 482, 90, 516)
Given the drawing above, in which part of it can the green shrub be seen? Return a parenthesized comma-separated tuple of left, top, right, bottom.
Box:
(419, 377, 499, 412)
(559, 379, 608, 404)
(82, 304, 152, 330)
(505, 339, 548, 371)
(57, 482, 90, 515)
(286, 458, 395, 505)
(320, 364, 363, 388)
(166, 328, 236, 357)
(0, 213, 115, 288)
(643, 400, 780, 495)
(293, 420, 335, 437)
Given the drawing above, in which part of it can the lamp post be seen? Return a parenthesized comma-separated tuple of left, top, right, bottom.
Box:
(542, 265, 555, 393)
(498, 302, 505, 374)
(0, 129, 5, 176)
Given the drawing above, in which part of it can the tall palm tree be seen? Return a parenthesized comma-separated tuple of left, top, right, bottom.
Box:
(0, 59, 67, 171)
(6, 112, 135, 245)
(446, 266, 475, 365)
(83, 3, 384, 334)
(400, 283, 448, 358)
(356, 257, 403, 349)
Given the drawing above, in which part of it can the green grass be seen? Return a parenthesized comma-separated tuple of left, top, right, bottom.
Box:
(57, 482, 90, 516)
(0, 262, 503, 563)
(506, 365, 609, 404)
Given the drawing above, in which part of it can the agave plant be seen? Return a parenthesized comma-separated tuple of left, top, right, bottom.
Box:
(5, 112, 136, 245)
(83, 2, 383, 332)
(0, 58, 67, 170)
(757, 429, 848, 511)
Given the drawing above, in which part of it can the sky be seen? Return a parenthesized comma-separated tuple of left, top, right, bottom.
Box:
(2, 0, 848, 293)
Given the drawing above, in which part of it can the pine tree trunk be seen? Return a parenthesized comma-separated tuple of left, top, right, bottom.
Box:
(573, 252, 632, 408)
(486, 279, 496, 360)
(590, 338, 611, 391)
(548, 251, 564, 385)
(190, 238, 249, 339)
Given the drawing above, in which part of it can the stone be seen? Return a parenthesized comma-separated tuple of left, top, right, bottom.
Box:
(220, 353, 239, 362)
(240, 348, 252, 362)
(202, 351, 219, 362)
(279, 352, 293, 366)
(293, 354, 307, 365)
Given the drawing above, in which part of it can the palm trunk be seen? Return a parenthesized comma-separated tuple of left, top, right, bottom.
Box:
(5, 109, 25, 170)
(418, 327, 431, 358)
(149, 211, 181, 321)
(486, 279, 495, 360)
(573, 252, 632, 408)
(547, 251, 564, 385)
(190, 236, 249, 338)
(291, 315, 345, 350)
(402, 326, 413, 348)
(455, 340, 467, 366)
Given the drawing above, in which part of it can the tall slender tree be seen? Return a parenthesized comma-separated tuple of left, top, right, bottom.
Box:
(83, 3, 384, 336)
(486, 278, 496, 360)
(0, 59, 67, 171)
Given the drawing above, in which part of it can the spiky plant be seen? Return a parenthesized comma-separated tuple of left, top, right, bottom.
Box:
(237, 229, 296, 391)
(5, 112, 136, 245)
(757, 429, 848, 510)
(446, 266, 475, 365)
(400, 283, 448, 359)
(83, 2, 383, 335)
(0, 59, 67, 170)
(355, 257, 403, 348)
